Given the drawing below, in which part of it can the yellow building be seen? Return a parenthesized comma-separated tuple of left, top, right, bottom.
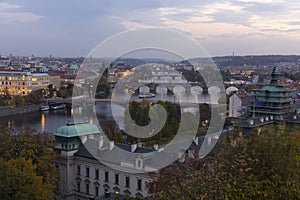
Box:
(31, 73, 50, 91)
(0, 71, 32, 95)
(0, 72, 53, 96)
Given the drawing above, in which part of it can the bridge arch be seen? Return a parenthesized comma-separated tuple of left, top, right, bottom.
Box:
(173, 85, 185, 96)
(139, 85, 150, 94)
(226, 86, 239, 94)
(156, 85, 168, 94)
(190, 86, 203, 95)
(208, 86, 221, 94)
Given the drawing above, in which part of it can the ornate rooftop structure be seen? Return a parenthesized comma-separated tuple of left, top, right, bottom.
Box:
(251, 66, 295, 121)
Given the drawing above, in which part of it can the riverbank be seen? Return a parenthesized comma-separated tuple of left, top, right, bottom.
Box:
(0, 104, 41, 117)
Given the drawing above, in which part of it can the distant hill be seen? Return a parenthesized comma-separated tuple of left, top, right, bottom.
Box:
(212, 55, 300, 67)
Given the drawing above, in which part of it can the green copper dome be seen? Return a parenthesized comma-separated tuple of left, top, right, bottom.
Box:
(70, 64, 78, 70)
(55, 123, 99, 138)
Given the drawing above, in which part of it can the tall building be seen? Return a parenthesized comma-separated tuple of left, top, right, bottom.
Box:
(234, 67, 299, 133)
(251, 67, 295, 120)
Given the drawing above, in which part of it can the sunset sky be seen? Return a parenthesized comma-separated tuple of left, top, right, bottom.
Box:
(1, 0, 300, 57)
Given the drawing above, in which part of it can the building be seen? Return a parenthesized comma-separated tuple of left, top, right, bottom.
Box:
(47, 71, 62, 89)
(251, 67, 295, 120)
(31, 73, 50, 91)
(228, 92, 252, 118)
(0, 71, 60, 95)
(0, 71, 32, 95)
(54, 123, 154, 199)
(54, 121, 222, 199)
(234, 67, 299, 133)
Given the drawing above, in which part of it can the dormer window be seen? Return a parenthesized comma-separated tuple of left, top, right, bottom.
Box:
(136, 158, 143, 169)
(259, 117, 264, 123)
(249, 119, 254, 125)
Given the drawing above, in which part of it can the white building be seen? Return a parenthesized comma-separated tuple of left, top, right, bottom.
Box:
(54, 123, 155, 199)
(229, 93, 252, 118)
(54, 122, 220, 199)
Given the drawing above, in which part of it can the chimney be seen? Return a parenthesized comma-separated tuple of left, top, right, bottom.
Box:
(131, 144, 137, 152)
(109, 141, 114, 151)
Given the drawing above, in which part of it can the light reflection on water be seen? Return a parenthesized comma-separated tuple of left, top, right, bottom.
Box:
(0, 93, 220, 133)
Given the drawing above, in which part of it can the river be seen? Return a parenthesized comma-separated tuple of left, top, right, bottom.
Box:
(0, 93, 221, 134)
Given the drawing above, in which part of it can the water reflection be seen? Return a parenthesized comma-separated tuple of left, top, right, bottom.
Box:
(0, 93, 221, 133)
(41, 113, 45, 132)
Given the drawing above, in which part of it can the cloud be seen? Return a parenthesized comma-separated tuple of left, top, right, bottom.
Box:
(0, 2, 43, 24)
(0, 2, 21, 11)
(113, 0, 300, 41)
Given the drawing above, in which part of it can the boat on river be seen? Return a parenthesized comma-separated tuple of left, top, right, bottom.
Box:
(50, 104, 66, 110)
(40, 105, 50, 111)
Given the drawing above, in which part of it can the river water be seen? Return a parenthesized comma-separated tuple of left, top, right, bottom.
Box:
(0, 93, 221, 134)
(0, 102, 115, 134)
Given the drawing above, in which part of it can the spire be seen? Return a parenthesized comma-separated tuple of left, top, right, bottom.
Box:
(270, 66, 281, 85)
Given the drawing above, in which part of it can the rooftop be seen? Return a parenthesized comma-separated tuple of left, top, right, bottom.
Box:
(55, 123, 100, 138)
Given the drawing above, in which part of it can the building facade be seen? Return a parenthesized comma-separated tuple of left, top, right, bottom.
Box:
(54, 122, 218, 199)
(54, 123, 154, 199)
(251, 67, 295, 120)
(0, 71, 32, 95)
(31, 73, 50, 91)
(0, 71, 59, 95)
(228, 93, 252, 118)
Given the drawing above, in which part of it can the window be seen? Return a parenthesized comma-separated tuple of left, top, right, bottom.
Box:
(86, 184, 89, 194)
(86, 167, 90, 177)
(95, 186, 99, 197)
(125, 176, 130, 188)
(115, 174, 119, 185)
(95, 169, 99, 180)
(137, 179, 142, 191)
(105, 171, 109, 182)
(77, 182, 81, 192)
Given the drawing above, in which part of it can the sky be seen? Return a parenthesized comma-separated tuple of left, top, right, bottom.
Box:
(0, 0, 300, 57)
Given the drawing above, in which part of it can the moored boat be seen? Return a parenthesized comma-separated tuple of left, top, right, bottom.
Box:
(40, 105, 50, 111)
(50, 104, 66, 110)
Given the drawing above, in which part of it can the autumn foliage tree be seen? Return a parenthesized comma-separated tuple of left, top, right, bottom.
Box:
(150, 126, 300, 200)
(0, 128, 59, 199)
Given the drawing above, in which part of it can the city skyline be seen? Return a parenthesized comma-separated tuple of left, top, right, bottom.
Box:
(1, 0, 300, 57)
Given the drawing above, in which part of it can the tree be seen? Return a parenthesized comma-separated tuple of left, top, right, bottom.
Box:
(123, 101, 181, 146)
(14, 95, 26, 106)
(0, 157, 54, 200)
(25, 91, 42, 104)
(150, 126, 300, 199)
(0, 129, 59, 198)
(95, 76, 110, 98)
